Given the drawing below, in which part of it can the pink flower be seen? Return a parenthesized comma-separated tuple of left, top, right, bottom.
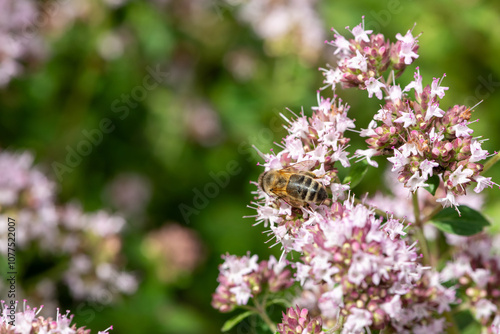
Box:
(470, 140, 489, 162)
(399, 41, 419, 64)
(355, 148, 379, 167)
(365, 77, 385, 99)
(212, 254, 293, 312)
(1, 300, 112, 333)
(349, 17, 373, 43)
(475, 299, 498, 321)
(474, 176, 495, 193)
(451, 122, 474, 137)
(343, 308, 372, 333)
(425, 103, 445, 121)
(346, 50, 368, 72)
(448, 165, 474, 187)
(277, 305, 323, 334)
(430, 75, 449, 98)
(394, 111, 416, 128)
(436, 190, 458, 209)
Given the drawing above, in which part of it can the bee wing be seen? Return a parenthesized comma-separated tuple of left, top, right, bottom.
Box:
(282, 160, 317, 173)
(269, 188, 304, 208)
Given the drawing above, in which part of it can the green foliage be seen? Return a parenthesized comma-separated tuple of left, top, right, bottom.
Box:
(430, 206, 490, 236)
(425, 175, 440, 196)
(221, 311, 256, 332)
(343, 160, 369, 189)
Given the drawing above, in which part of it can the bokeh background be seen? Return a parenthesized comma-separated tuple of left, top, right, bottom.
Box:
(1, 0, 500, 333)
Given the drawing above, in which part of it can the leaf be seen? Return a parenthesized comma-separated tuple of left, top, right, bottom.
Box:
(430, 206, 490, 236)
(424, 175, 440, 196)
(221, 310, 255, 332)
(343, 160, 369, 189)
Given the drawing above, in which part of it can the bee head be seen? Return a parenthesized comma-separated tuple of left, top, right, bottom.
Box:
(258, 171, 268, 191)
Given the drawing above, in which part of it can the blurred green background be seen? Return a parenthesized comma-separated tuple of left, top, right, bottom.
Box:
(2, 0, 500, 333)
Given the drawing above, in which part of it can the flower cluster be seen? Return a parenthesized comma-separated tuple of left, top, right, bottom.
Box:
(249, 93, 354, 258)
(0, 150, 137, 303)
(321, 18, 496, 210)
(277, 305, 322, 334)
(360, 72, 494, 210)
(0, 0, 44, 86)
(293, 200, 456, 333)
(211, 253, 293, 313)
(323, 17, 419, 91)
(141, 223, 204, 284)
(368, 168, 485, 227)
(0, 300, 112, 334)
(441, 234, 500, 333)
(213, 17, 499, 334)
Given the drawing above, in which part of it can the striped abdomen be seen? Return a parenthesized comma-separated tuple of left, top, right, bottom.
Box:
(286, 174, 327, 204)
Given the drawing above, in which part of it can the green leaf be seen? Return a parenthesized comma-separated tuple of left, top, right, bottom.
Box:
(425, 175, 440, 196)
(430, 206, 490, 236)
(221, 310, 255, 332)
(343, 160, 369, 189)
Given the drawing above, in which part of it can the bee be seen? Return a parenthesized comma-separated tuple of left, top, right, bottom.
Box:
(258, 160, 328, 208)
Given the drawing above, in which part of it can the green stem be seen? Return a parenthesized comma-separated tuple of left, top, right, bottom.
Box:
(412, 191, 421, 227)
(482, 151, 500, 174)
(422, 204, 443, 224)
(325, 315, 344, 334)
(444, 310, 460, 334)
(254, 298, 277, 333)
(412, 191, 431, 267)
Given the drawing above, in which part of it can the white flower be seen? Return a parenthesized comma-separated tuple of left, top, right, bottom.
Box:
(404, 68, 423, 94)
(474, 175, 494, 193)
(350, 18, 373, 43)
(451, 122, 473, 137)
(470, 140, 488, 162)
(436, 190, 458, 209)
(365, 77, 385, 99)
(342, 308, 373, 334)
(419, 159, 439, 178)
(448, 165, 473, 187)
(346, 50, 368, 72)
(394, 111, 416, 128)
(430, 75, 449, 99)
(360, 120, 378, 137)
(355, 148, 379, 167)
(399, 42, 419, 65)
(474, 298, 497, 321)
(229, 284, 253, 305)
(407, 171, 429, 192)
(425, 103, 445, 121)
(388, 148, 409, 173)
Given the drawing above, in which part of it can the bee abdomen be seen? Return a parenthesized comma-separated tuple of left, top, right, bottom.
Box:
(287, 174, 327, 204)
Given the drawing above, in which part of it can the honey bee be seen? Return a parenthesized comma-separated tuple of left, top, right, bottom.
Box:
(258, 160, 328, 208)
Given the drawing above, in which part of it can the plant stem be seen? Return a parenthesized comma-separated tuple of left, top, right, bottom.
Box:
(422, 204, 443, 224)
(482, 151, 500, 174)
(444, 310, 460, 334)
(412, 191, 431, 266)
(254, 298, 277, 333)
(412, 190, 421, 227)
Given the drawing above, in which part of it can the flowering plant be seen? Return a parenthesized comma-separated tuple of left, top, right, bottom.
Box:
(1, 300, 113, 334)
(212, 17, 500, 334)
